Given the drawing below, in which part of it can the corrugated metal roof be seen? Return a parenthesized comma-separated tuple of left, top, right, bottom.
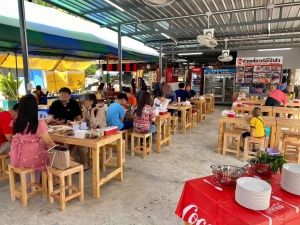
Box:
(43, 0, 300, 54)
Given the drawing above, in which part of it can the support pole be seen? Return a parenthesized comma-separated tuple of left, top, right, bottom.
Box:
(159, 44, 163, 83)
(17, 0, 30, 93)
(118, 24, 123, 92)
(15, 51, 19, 100)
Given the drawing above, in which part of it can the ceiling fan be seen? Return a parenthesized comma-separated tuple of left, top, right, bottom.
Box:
(142, 0, 176, 7)
(218, 38, 233, 62)
(196, 12, 218, 48)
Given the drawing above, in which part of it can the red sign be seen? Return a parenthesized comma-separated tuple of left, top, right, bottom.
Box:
(176, 175, 300, 225)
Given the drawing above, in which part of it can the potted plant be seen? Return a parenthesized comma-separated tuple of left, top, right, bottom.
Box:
(248, 151, 287, 177)
(0, 72, 22, 110)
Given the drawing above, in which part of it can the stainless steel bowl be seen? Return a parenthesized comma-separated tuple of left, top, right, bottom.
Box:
(210, 165, 247, 187)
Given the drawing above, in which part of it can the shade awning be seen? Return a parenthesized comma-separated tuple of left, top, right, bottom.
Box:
(0, 0, 158, 61)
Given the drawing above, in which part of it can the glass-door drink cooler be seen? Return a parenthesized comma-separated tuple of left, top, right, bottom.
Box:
(204, 69, 236, 104)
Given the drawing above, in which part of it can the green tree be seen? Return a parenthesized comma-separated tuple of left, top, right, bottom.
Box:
(85, 64, 98, 75)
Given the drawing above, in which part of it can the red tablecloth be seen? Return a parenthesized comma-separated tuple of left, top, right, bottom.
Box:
(175, 175, 300, 225)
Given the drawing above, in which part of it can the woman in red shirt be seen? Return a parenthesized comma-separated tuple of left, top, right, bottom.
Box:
(265, 85, 288, 107)
(133, 92, 156, 134)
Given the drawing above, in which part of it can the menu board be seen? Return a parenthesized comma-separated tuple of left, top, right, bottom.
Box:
(235, 57, 283, 84)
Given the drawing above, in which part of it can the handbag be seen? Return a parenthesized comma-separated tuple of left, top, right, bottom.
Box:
(47, 144, 70, 170)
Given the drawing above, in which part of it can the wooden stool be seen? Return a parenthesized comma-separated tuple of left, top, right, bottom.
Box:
(47, 161, 84, 211)
(223, 131, 241, 157)
(101, 140, 126, 171)
(243, 137, 266, 161)
(192, 112, 198, 128)
(0, 154, 9, 181)
(8, 165, 47, 207)
(170, 116, 178, 134)
(120, 129, 132, 153)
(131, 132, 152, 158)
(282, 137, 300, 163)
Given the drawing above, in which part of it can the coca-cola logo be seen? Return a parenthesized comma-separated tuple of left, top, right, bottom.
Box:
(182, 204, 212, 225)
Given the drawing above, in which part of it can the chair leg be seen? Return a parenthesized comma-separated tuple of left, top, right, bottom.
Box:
(60, 175, 66, 211)
(30, 171, 36, 192)
(236, 137, 241, 157)
(149, 135, 152, 154)
(222, 135, 227, 155)
(47, 171, 54, 203)
(67, 175, 72, 195)
(20, 173, 28, 207)
(131, 135, 135, 156)
(243, 138, 249, 162)
(143, 137, 147, 158)
(8, 166, 16, 201)
(101, 147, 106, 171)
(79, 167, 84, 202)
(42, 171, 48, 198)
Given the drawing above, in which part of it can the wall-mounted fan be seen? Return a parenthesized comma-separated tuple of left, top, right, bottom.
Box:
(142, 0, 176, 6)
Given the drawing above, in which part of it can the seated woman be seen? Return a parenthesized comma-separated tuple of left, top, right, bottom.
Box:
(153, 90, 169, 112)
(80, 93, 106, 170)
(82, 93, 106, 129)
(133, 92, 156, 134)
(10, 94, 56, 183)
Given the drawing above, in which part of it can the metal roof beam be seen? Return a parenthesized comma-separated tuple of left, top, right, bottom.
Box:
(101, 2, 300, 28)
(125, 16, 300, 37)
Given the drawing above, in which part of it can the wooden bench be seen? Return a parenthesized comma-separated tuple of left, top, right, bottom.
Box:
(47, 161, 84, 211)
(131, 132, 152, 158)
(8, 165, 47, 207)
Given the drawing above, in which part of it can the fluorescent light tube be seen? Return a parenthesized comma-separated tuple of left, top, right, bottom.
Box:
(161, 33, 171, 39)
(104, 0, 125, 12)
(155, 29, 159, 32)
(178, 52, 203, 56)
(257, 48, 292, 52)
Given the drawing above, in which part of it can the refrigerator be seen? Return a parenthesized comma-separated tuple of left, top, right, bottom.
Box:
(204, 69, 236, 104)
(191, 67, 203, 95)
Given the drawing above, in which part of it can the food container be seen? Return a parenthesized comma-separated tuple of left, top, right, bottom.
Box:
(74, 130, 87, 139)
(104, 126, 118, 136)
(210, 165, 247, 187)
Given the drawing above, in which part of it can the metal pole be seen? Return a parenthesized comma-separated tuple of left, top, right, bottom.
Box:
(118, 24, 123, 92)
(15, 51, 19, 100)
(17, 0, 30, 93)
(159, 43, 163, 83)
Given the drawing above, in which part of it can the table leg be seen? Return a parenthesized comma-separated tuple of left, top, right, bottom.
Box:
(217, 121, 225, 153)
(156, 117, 162, 153)
(182, 109, 186, 134)
(274, 126, 281, 150)
(92, 148, 100, 199)
(167, 117, 171, 145)
(188, 108, 192, 131)
(116, 136, 123, 181)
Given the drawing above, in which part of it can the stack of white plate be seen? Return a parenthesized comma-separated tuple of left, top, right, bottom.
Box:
(235, 177, 271, 210)
(281, 163, 300, 195)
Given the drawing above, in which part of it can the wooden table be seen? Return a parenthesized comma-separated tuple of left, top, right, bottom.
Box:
(275, 118, 300, 149)
(286, 101, 300, 108)
(50, 133, 123, 199)
(217, 116, 277, 154)
(167, 104, 192, 133)
(155, 113, 171, 152)
(272, 107, 300, 118)
(190, 98, 206, 122)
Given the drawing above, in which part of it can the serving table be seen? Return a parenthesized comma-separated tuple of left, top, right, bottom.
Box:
(176, 174, 300, 225)
(217, 117, 277, 154)
(167, 104, 192, 134)
(50, 133, 123, 199)
(155, 113, 171, 153)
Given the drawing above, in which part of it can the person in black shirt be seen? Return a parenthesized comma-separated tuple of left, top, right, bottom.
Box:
(48, 87, 82, 124)
(185, 84, 197, 98)
(175, 82, 190, 102)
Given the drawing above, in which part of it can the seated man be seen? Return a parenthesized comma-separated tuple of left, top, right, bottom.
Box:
(185, 84, 196, 98)
(48, 87, 82, 124)
(106, 93, 133, 131)
(175, 82, 190, 102)
(0, 103, 19, 154)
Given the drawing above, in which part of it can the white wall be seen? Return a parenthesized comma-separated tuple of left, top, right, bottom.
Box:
(237, 48, 300, 69)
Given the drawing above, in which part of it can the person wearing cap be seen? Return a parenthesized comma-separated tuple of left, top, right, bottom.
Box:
(265, 84, 288, 107)
(48, 87, 82, 124)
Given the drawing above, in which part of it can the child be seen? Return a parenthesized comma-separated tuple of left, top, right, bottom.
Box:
(242, 107, 265, 138)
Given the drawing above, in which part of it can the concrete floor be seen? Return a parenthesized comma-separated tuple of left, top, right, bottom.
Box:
(0, 106, 245, 225)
